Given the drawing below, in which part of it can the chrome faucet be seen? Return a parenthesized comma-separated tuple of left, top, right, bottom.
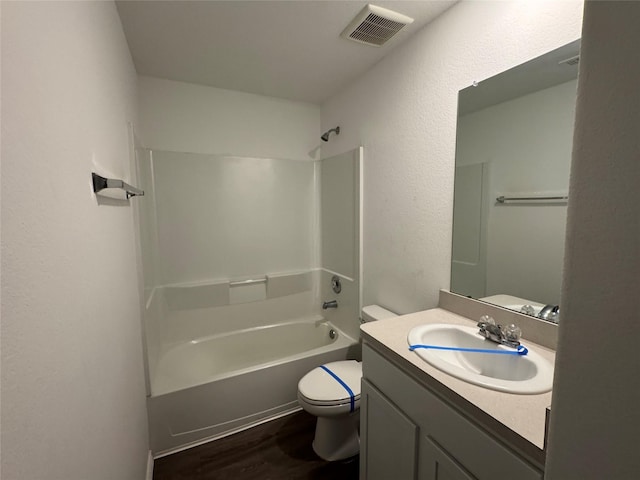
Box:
(322, 300, 338, 309)
(538, 305, 560, 323)
(477, 316, 522, 348)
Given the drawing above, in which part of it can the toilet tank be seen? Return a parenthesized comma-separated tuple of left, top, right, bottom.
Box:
(361, 305, 397, 323)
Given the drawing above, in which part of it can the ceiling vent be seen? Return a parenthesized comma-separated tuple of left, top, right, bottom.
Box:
(341, 4, 414, 47)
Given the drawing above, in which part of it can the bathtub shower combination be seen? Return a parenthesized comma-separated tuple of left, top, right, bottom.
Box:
(146, 287, 357, 453)
(136, 149, 362, 454)
(154, 317, 343, 396)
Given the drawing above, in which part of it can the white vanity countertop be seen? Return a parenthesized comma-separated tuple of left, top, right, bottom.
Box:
(360, 307, 554, 459)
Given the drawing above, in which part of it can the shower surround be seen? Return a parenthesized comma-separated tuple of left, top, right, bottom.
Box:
(136, 148, 362, 454)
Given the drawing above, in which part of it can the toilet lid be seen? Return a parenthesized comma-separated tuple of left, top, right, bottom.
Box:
(298, 360, 362, 405)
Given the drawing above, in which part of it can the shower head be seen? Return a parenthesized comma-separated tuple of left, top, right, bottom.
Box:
(321, 126, 340, 142)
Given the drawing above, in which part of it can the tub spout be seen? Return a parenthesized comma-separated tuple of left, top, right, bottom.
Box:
(322, 300, 338, 309)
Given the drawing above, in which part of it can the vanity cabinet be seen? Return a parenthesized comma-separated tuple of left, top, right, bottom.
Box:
(360, 343, 543, 480)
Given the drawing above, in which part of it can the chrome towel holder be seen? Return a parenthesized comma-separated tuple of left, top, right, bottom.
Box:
(496, 194, 568, 204)
(92, 172, 144, 199)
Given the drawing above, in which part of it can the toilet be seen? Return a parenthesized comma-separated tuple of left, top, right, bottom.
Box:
(297, 305, 397, 461)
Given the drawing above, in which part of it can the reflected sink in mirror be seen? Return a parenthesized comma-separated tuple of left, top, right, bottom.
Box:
(504, 305, 543, 316)
(407, 323, 553, 394)
(480, 294, 545, 317)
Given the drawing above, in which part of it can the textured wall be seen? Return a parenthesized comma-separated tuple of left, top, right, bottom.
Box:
(546, 2, 640, 478)
(321, 0, 583, 314)
(1, 2, 149, 479)
(138, 76, 320, 160)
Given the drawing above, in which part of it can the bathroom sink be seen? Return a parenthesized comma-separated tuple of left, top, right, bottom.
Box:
(480, 295, 544, 316)
(407, 324, 553, 394)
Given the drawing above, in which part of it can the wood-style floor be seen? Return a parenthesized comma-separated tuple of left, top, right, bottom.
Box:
(153, 411, 359, 480)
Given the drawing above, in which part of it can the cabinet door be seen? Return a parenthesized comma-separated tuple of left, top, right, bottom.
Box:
(421, 436, 477, 480)
(363, 344, 544, 480)
(360, 379, 418, 480)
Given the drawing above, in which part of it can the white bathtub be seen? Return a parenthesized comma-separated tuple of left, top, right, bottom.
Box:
(147, 317, 358, 454)
(153, 317, 348, 395)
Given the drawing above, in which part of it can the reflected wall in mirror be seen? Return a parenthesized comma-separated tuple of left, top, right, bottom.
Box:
(451, 40, 580, 322)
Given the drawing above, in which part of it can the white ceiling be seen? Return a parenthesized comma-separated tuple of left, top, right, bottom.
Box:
(116, 1, 458, 105)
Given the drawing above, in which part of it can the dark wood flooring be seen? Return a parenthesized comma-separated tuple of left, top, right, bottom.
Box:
(153, 411, 359, 480)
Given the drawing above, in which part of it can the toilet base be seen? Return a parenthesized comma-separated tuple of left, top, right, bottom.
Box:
(312, 412, 360, 461)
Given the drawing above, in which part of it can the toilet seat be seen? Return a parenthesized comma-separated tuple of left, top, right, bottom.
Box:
(298, 391, 361, 407)
(298, 360, 362, 406)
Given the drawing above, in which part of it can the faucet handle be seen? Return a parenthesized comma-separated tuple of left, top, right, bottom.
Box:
(478, 315, 501, 338)
(520, 305, 536, 316)
(479, 314, 496, 326)
(502, 324, 522, 344)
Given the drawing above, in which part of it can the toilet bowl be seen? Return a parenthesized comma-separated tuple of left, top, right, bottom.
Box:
(297, 305, 397, 461)
(297, 360, 362, 461)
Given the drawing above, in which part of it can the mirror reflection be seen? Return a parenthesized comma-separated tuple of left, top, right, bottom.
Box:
(451, 40, 580, 323)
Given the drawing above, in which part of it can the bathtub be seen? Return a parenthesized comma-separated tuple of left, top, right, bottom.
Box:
(147, 316, 359, 455)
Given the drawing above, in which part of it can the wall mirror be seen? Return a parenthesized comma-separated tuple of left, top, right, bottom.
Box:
(451, 39, 580, 322)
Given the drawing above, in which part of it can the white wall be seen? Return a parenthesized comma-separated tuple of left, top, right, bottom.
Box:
(136, 77, 324, 370)
(456, 80, 577, 305)
(136, 75, 321, 290)
(546, 2, 640, 478)
(151, 151, 316, 285)
(321, 151, 358, 280)
(321, 0, 583, 314)
(320, 149, 363, 340)
(451, 162, 487, 298)
(138, 76, 321, 160)
(1, 2, 149, 479)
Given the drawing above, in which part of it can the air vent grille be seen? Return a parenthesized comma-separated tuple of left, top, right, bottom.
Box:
(341, 5, 414, 47)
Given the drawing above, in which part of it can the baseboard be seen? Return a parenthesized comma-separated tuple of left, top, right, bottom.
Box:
(146, 450, 154, 480)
